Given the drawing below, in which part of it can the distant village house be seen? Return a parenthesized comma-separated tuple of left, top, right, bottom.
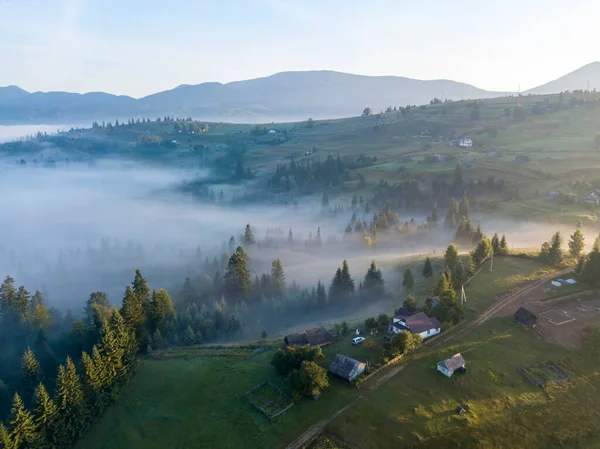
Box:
(389, 311, 441, 339)
(459, 138, 473, 148)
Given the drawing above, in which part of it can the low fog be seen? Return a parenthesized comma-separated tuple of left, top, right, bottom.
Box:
(0, 155, 590, 320)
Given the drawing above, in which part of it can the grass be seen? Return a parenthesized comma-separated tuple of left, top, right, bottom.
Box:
(75, 350, 359, 449)
(326, 317, 600, 448)
(462, 256, 557, 313)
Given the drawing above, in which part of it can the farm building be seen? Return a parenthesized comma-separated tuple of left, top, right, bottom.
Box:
(514, 154, 530, 163)
(585, 191, 600, 204)
(459, 138, 473, 147)
(437, 353, 466, 377)
(514, 307, 537, 328)
(392, 307, 415, 321)
(283, 327, 333, 347)
(515, 307, 538, 327)
(389, 312, 441, 339)
(328, 355, 366, 382)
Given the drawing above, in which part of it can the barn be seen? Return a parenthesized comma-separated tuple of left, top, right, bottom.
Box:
(283, 327, 333, 347)
(328, 355, 366, 382)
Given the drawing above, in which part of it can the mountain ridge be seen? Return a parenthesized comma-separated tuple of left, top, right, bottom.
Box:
(2, 64, 599, 124)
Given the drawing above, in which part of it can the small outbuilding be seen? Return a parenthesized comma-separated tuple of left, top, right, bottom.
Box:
(514, 307, 537, 328)
(437, 353, 466, 378)
(328, 355, 366, 382)
(283, 327, 333, 347)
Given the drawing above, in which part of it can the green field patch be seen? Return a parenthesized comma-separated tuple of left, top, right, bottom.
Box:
(518, 361, 569, 387)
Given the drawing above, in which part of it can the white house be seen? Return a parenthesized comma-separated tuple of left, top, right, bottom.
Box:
(388, 312, 441, 339)
(437, 353, 466, 377)
(268, 129, 277, 135)
(459, 138, 473, 148)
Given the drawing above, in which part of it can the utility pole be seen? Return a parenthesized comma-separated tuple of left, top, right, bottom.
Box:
(461, 285, 467, 305)
(490, 251, 494, 272)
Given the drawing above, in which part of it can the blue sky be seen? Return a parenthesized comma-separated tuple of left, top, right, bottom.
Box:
(1, 0, 598, 97)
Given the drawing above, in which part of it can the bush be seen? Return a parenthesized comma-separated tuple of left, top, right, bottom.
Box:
(271, 345, 324, 376)
(288, 361, 329, 400)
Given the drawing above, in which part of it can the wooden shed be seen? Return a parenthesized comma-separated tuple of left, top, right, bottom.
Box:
(514, 307, 537, 328)
(328, 355, 366, 382)
(437, 353, 466, 378)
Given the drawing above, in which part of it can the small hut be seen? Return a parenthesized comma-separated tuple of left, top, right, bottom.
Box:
(328, 355, 366, 382)
(437, 353, 466, 378)
(514, 307, 537, 328)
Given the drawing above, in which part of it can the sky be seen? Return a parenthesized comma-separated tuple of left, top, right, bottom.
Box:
(1, 0, 599, 98)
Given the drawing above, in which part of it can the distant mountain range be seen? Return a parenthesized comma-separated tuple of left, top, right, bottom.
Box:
(1, 63, 598, 124)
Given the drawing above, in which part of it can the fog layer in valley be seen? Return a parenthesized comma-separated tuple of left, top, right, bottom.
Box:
(0, 156, 587, 319)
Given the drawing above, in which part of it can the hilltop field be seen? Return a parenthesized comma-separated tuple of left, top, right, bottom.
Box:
(8, 90, 600, 227)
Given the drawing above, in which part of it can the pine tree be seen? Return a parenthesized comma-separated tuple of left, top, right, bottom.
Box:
(8, 393, 36, 449)
(499, 234, 509, 255)
(184, 325, 196, 346)
(316, 281, 327, 307)
(21, 347, 40, 403)
(548, 232, 563, 265)
(84, 292, 110, 320)
(340, 260, 355, 294)
(54, 357, 85, 446)
(444, 199, 458, 230)
(228, 236, 236, 253)
(33, 383, 57, 449)
(0, 423, 12, 449)
(223, 247, 252, 302)
(287, 229, 293, 245)
(422, 257, 434, 278)
(471, 224, 484, 245)
(434, 272, 451, 296)
(150, 289, 175, 333)
(81, 351, 102, 416)
(402, 268, 414, 291)
(458, 192, 469, 219)
(151, 329, 164, 350)
(242, 224, 255, 246)
(582, 247, 600, 287)
(132, 269, 150, 315)
(491, 233, 500, 253)
(402, 295, 417, 312)
(472, 237, 493, 266)
(109, 309, 136, 382)
(575, 255, 587, 275)
(120, 285, 145, 347)
(444, 244, 459, 271)
(363, 261, 385, 295)
(271, 259, 286, 297)
(569, 229, 585, 258)
(328, 268, 343, 301)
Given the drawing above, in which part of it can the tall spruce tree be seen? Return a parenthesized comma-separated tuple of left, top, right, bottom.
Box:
(316, 281, 327, 307)
(458, 192, 469, 219)
(402, 268, 414, 291)
(340, 260, 355, 294)
(363, 261, 385, 295)
(8, 393, 37, 449)
(0, 423, 12, 449)
(223, 247, 252, 302)
(149, 289, 175, 333)
(444, 244, 459, 271)
(445, 199, 458, 229)
(54, 357, 85, 447)
(548, 232, 563, 265)
(569, 229, 585, 258)
(242, 224, 255, 246)
(430, 202, 438, 223)
(84, 292, 110, 320)
(270, 259, 286, 297)
(21, 347, 40, 403)
(422, 257, 434, 278)
(499, 234, 509, 255)
(15, 287, 30, 324)
(33, 383, 57, 449)
(120, 285, 145, 347)
(491, 233, 500, 253)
